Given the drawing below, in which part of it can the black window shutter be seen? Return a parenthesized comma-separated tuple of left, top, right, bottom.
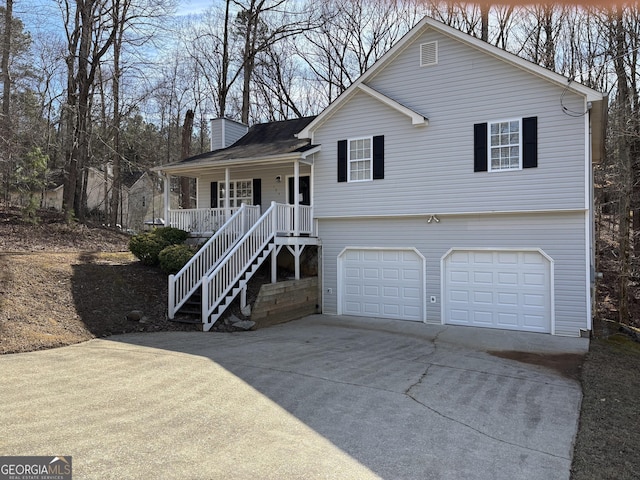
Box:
(337, 140, 347, 182)
(210, 181, 218, 208)
(474, 123, 488, 172)
(522, 116, 538, 168)
(373, 135, 384, 180)
(252, 178, 262, 206)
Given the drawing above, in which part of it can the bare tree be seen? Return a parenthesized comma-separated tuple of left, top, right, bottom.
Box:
(59, 0, 118, 220)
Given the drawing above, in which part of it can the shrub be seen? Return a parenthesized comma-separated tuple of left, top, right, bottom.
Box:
(158, 244, 195, 274)
(129, 232, 170, 266)
(153, 227, 189, 245)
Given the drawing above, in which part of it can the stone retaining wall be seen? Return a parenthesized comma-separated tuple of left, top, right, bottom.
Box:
(251, 277, 319, 328)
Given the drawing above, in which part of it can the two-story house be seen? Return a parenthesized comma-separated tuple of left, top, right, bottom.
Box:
(156, 16, 605, 336)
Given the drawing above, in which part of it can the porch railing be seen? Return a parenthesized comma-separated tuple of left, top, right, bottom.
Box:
(274, 204, 314, 235)
(168, 204, 261, 318)
(168, 207, 241, 233)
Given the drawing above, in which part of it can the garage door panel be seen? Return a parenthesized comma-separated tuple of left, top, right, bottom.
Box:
(341, 249, 424, 322)
(382, 268, 400, 280)
(473, 311, 494, 325)
(403, 287, 420, 299)
(524, 293, 544, 307)
(450, 309, 469, 322)
(444, 250, 551, 333)
(363, 268, 379, 280)
(523, 272, 545, 286)
(473, 252, 494, 264)
(497, 312, 519, 327)
(363, 285, 379, 297)
(345, 285, 361, 295)
(473, 271, 494, 284)
(383, 286, 399, 298)
(450, 270, 469, 283)
(497, 272, 518, 285)
(474, 290, 493, 304)
(497, 252, 519, 264)
(450, 289, 469, 302)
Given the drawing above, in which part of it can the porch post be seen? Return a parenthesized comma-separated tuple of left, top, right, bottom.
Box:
(162, 173, 170, 227)
(310, 162, 315, 236)
(293, 159, 300, 236)
(224, 167, 231, 220)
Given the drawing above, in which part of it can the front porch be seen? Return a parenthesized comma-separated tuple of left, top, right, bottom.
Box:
(152, 116, 321, 330)
(167, 203, 316, 239)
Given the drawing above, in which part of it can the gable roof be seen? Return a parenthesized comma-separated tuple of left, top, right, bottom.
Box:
(297, 15, 605, 140)
(121, 171, 145, 188)
(157, 116, 317, 175)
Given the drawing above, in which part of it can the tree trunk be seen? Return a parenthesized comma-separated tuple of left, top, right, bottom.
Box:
(480, 3, 489, 42)
(179, 109, 194, 209)
(612, 6, 632, 324)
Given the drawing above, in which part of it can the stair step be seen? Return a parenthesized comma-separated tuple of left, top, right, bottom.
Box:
(170, 315, 201, 324)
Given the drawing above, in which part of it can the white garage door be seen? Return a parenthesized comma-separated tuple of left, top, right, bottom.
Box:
(443, 249, 552, 333)
(339, 248, 424, 321)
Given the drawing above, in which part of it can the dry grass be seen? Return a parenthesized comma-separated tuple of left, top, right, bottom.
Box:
(571, 331, 640, 480)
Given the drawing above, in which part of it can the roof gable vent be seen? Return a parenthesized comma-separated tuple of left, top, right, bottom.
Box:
(420, 41, 438, 67)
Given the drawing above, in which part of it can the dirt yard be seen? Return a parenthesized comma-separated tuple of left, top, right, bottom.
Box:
(0, 206, 638, 479)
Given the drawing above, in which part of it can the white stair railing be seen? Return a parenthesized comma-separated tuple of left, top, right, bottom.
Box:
(168, 204, 261, 318)
(201, 202, 279, 330)
(169, 207, 239, 233)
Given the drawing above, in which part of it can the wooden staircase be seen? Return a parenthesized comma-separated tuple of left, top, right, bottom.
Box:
(169, 201, 315, 331)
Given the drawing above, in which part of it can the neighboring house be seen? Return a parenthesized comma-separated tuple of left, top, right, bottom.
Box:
(39, 167, 168, 232)
(41, 166, 112, 213)
(120, 171, 169, 233)
(156, 16, 606, 336)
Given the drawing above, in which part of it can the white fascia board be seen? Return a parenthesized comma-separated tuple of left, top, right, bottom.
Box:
(300, 145, 321, 160)
(154, 152, 304, 177)
(357, 84, 428, 126)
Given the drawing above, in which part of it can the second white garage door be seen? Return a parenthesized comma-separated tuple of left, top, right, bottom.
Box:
(443, 249, 552, 333)
(339, 248, 424, 321)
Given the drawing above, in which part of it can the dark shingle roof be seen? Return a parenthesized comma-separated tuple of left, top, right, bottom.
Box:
(121, 171, 145, 188)
(174, 116, 317, 167)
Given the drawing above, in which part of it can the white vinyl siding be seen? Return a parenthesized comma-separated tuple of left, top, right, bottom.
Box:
(318, 212, 588, 337)
(312, 29, 588, 218)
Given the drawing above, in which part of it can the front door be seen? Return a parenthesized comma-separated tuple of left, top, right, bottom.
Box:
(288, 176, 310, 205)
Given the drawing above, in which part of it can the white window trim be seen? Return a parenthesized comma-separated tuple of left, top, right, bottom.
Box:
(487, 118, 523, 173)
(347, 136, 373, 183)
(220, 178, 253, 207)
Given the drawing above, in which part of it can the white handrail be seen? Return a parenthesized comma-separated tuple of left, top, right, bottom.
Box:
(168, 204, 261, 318)
(169, 207, 240, 233)
(202, 202, 278, 324)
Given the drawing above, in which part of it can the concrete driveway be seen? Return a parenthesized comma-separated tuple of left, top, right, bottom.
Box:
(0, 315, 588, 480)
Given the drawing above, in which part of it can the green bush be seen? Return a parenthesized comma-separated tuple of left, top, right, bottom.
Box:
(158, 244, 195, 274)
(129, 227, 189, 266)
(129, 232, 170, 266)
(153, 227, 189, 245)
